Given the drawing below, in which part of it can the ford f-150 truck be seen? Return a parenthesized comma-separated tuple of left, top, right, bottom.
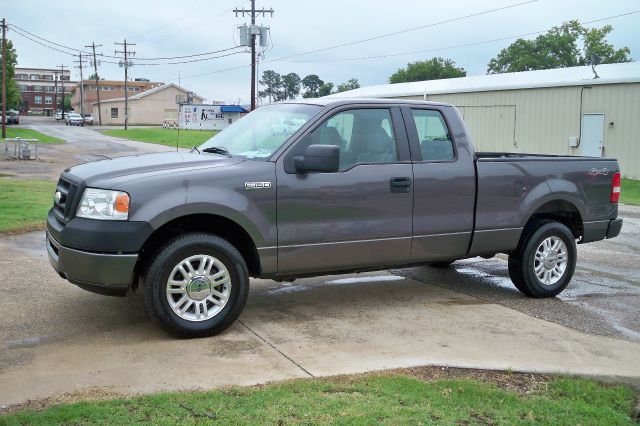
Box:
(46, 99, 623, 337)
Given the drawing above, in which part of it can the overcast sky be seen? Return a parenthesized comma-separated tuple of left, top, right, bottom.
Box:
(6, 0, 639, 103)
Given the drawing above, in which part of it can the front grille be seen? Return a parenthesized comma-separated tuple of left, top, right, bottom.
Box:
(53, 176, 79, 223)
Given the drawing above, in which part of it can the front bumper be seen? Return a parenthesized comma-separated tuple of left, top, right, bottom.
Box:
(46, 231, 137, 296)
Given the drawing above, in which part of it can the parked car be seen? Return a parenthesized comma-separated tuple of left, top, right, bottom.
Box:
(5, 110, 19, 125)
(46, 99, 623, 338)
(65, 113, 84, 126)
(55, 110, 63, 121)
(83, 114, 94, 125)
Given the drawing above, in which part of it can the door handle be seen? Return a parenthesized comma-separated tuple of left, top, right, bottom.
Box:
(390, 177, 411, 193)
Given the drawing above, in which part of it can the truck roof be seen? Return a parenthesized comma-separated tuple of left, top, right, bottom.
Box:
(277, 97, 452, 108)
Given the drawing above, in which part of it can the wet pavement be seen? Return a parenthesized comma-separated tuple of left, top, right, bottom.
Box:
(396, 204, 640, 342)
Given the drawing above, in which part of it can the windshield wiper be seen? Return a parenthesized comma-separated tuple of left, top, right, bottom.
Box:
(202, 146, 232, 157)
(190, 145, 200, 154)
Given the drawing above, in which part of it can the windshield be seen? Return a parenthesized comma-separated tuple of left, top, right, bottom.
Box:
(199, 103, 322, 160)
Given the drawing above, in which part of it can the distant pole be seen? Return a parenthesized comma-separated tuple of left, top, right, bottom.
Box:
(2, 18, 7, 139)
(53, 73, 58, 113)
(74, 53, 85, 116)
(115, 38, 135, 130)
(59, 64, 67, 120)
(86, 42, 103, 125)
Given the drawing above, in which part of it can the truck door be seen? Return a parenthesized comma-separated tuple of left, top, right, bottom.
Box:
(275, 105, 413, 275)
(400, 106, 476, 261)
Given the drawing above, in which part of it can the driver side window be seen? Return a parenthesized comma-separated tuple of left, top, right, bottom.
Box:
(292, 108, 397, 171)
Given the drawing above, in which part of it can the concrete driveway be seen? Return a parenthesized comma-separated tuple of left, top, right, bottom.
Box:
(1, 216, 639, 407)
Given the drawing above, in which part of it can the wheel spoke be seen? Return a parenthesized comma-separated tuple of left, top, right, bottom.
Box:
(207, 295, 225, 307)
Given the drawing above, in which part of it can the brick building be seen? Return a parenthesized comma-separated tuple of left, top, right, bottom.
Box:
(70, 79, 164, 116)
(14, 67, 75, 116)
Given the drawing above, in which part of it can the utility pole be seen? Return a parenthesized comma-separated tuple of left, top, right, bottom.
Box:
(115, 38, 135, 130)
(73, 53, 85, 116)
(234, 1, 273, 111)
(86, 42, 102, 125)
(53, 73, 58, 114)
(2, 18, 7, 139)
(58, 64, 67, 121)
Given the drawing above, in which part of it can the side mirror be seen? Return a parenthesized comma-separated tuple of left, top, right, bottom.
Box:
(294, 144, 340, 173)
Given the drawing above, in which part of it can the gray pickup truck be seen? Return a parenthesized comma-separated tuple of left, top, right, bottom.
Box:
(47, 99, 623, 337)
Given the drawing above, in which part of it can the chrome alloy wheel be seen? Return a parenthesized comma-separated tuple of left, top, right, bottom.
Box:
(533, 236, 568, 286)
(166, 254, 232, 322)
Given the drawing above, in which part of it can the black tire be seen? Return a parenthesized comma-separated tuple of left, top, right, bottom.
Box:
(508, 220, 576, 298)
(427, 260, 455, 268)
(143, 233, 249, 338)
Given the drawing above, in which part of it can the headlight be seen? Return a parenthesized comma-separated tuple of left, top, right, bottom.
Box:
(76, 188, 130, 220)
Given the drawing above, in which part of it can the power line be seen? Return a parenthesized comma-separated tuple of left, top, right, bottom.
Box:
(8, 22, 242, 62)
(280, 10, 640, 64)
(170, 8, 638, 81)
(272, 0, 540, 62)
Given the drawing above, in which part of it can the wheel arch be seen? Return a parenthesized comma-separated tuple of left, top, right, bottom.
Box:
(523, 198, 584, 240)
(133, 210, 263, 290)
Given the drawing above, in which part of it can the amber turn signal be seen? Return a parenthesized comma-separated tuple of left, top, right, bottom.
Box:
(115, 193, 130, 213)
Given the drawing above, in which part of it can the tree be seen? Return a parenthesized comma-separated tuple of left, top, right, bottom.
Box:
(281, 72, 301, 100)
(318, 82, 334, 97)
(487, 20, 631, 74)
(335, 78, 360, 93)
(0, 40, 21, 110)
(389, 57, 466, 83)
(87, 72, 102, 80)
(63, 95, 72, 112)
(302, 74, 324, 98)
(258, 70, 282, 103)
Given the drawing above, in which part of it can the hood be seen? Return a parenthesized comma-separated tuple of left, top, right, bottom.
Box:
(66, 151, 243, 188)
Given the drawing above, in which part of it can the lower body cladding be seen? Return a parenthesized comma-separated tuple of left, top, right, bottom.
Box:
(46, 231, 137, 296)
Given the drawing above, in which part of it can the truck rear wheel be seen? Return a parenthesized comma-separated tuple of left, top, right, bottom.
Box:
(508, 221, 576, 298)
(143, 233, 249, 338)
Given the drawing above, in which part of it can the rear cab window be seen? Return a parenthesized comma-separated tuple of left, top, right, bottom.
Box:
(410, 109, 455, 161)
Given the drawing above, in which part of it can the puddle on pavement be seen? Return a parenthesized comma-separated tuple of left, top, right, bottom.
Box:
(6, 337, 49, 349)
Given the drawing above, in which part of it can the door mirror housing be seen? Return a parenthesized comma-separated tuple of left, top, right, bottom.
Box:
(294, 144, 340, 173)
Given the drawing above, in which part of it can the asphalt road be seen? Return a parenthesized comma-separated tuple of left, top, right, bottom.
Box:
(0, 117, 638, 408)
(3, 116, 173, 180)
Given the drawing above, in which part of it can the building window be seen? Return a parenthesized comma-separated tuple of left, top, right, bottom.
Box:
(30, 74, 39, 80)
(45, 96, 53, 105)
(18, 84, 28, 92)
(44, 75, 54, 81)
(34, 96, 42, 104)
(228, 118, 232, 124)
(111, 108, 118, 118)
(16, 73, 28, 79)
(33, 85, 42, 92)
(45, 86, 55, 92)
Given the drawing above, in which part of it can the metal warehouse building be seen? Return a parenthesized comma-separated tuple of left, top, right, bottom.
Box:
(331, 62, 640, 179)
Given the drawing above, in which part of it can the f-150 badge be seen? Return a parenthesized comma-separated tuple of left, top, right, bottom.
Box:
(245, 182, 272, 190)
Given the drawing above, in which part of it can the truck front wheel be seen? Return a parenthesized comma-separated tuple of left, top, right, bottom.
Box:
(508, 221, 576, 298)
(143, 233, 249, 338)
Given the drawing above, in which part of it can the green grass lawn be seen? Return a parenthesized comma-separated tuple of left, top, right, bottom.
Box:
(5, 128, 64, 144)
(621, 178, 640, 206)
(0, 177, 55, 234)
(1, 375, 636, 425)
(101, 128, 219, 149)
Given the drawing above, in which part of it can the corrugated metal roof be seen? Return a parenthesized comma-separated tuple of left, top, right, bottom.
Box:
(327, 62, 640, 99)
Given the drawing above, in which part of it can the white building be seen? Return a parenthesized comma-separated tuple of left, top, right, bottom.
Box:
(179, 104, 248, 131)
(330, 62, 640, 179)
